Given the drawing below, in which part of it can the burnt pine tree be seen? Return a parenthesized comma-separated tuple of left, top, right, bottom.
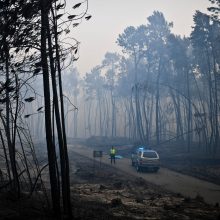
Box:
(0, 0, 41, 196)
(40, 0, 61, 217)
(117, 25, 147, 143)
(40, 0, 91, 217)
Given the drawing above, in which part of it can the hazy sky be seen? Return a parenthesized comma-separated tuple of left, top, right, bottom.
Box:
(71, 0, 211, 74)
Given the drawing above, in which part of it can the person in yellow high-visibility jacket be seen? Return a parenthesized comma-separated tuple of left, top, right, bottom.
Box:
(110, 146, 116, 164)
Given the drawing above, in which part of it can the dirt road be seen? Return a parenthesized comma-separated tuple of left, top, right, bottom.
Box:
(69, 144, 220, 205)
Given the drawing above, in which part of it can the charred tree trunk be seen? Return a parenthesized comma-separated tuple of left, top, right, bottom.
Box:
(186, 68, 192, 152)
(156, 59, 161, 145)
(4, 42, 20, 195)
(52, 4, 73, 216)
(40, 0, 61, 217)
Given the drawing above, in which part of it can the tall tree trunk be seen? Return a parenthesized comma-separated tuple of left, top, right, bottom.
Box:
(0, 127, 11, 181)
(213, 56, 219, 155)
(156, 59, 161, 145)
(4, 43, 20, 195)
(134, 55, 144, 143)
(142, 93, 149, 144)
(47, 7, 72, 217)
(186, 68, 192, 152)
(40, 0, 61, 217)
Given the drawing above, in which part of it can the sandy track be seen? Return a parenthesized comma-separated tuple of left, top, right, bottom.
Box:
(68, 144, 220, 205)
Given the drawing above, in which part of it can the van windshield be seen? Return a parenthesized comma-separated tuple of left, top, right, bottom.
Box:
(143, 151, 157, 158)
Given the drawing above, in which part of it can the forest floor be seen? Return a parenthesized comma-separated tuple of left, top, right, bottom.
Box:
(68, 152, 220, 219)
(0, 139, 220, 219)
(157, 145, 220, 186)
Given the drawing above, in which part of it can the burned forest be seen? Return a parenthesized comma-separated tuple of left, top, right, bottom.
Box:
(0, 0, 220, 219)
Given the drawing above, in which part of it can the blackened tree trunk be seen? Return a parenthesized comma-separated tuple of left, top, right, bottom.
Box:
(156, 59, 161, 145)
(4, 42, 20, 195)
(40, 0, 61, 217)
(50, 5, 72, 216)
(186, 68, 192, 152)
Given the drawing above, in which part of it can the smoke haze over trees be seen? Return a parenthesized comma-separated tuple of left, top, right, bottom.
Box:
(44, 3, 219, 157)
(0, 0, 220, 219)
(24, 2, 220, 157)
